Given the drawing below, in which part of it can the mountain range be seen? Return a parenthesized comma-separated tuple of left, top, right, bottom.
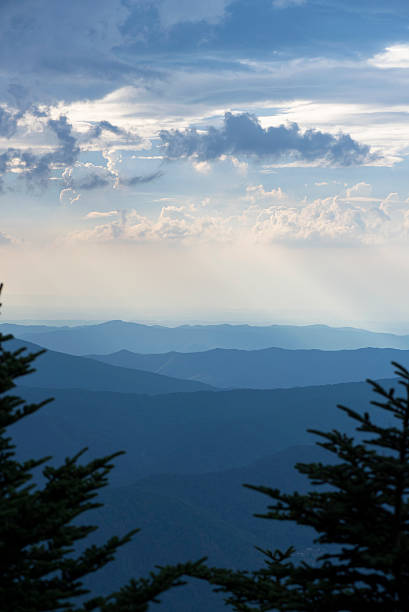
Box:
(8, 338, 214, 395)
(3, 320, 409, 354)
(84, 444, 331, 612)
(4, 324, 404, 611)
(87, 345, 408, 389)
(14, 379, 393, 485)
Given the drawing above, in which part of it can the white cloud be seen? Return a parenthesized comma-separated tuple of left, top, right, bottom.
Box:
(85, 210, 119, 219)
(69, 204, 234, 244)
(369, 45, 409, 69)
(343, 182, 379, 202)
(230, 156, 248, 175)
(251, 197, 391, 245)
(193, 160, 212, 174)
(346, 182, 372, 197)
(245, 184, 288, 204)
(59, 188, 80, 205)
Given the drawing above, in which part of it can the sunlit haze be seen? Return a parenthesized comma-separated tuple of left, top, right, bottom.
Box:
(2, 0, 409, 329)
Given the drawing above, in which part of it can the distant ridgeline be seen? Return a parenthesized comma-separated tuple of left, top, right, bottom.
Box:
(2, 320, 409, 354)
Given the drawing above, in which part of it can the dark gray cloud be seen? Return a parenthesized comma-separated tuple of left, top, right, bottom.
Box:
(21, 116, 80, 188)
(70, 173, 112, 191)
(67, 169, 163, 191)
(47, 116, 80, 166)
(6, 84, 47, 116)
(86, 120, 126, 140)
(160, 112, 375, 166)
(0, 109, 160, 195)
(0, 115, 80, 191)
(119, 170, 164, 186)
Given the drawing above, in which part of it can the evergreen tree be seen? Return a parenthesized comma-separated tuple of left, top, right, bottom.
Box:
(0, 284, 202, 611)
(190, 362, 409, 611)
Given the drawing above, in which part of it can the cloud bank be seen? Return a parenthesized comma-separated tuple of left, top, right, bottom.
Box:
(67, 184, 409, 247)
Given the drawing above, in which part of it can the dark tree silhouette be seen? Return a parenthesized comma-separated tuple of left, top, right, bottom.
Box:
(0, 284, 202, 611)
(190, 362, 409, 611)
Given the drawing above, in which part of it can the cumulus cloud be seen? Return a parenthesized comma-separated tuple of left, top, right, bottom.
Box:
(69, 204, 233, 244)
(250, 197, 390, 245)
(160, 112, 375, 166)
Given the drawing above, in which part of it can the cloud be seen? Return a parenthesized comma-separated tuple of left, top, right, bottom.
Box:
(160, 112, 375, 166)
(85, 120, 127, 141)
(0, 1, 132, 93)
(250, 197, 391, 245)
(0, 231, 15, 246)
(0, 114, 81, 191)
(245, 184, 287, 204)
(346, 182, 372, 197)
(85, 210, 119, 219)
(21, 116, 80, 188)
(0, 106, 160, 196)
(193, 160, 212, 174)
(119, 170, 164, 186)
(69, 204, 234, 244)
(369, 45, 409, 69)
(0, 0, 234, 105)
(59, 188, 80, 205)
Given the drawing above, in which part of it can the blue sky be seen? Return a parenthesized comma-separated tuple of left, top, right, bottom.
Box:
(2, 0, 409, 326)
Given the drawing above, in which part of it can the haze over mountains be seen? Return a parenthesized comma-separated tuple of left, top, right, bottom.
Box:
(3, 320, 409, 355)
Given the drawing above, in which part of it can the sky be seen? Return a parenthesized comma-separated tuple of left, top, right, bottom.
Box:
(2, 0, 409, 327)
